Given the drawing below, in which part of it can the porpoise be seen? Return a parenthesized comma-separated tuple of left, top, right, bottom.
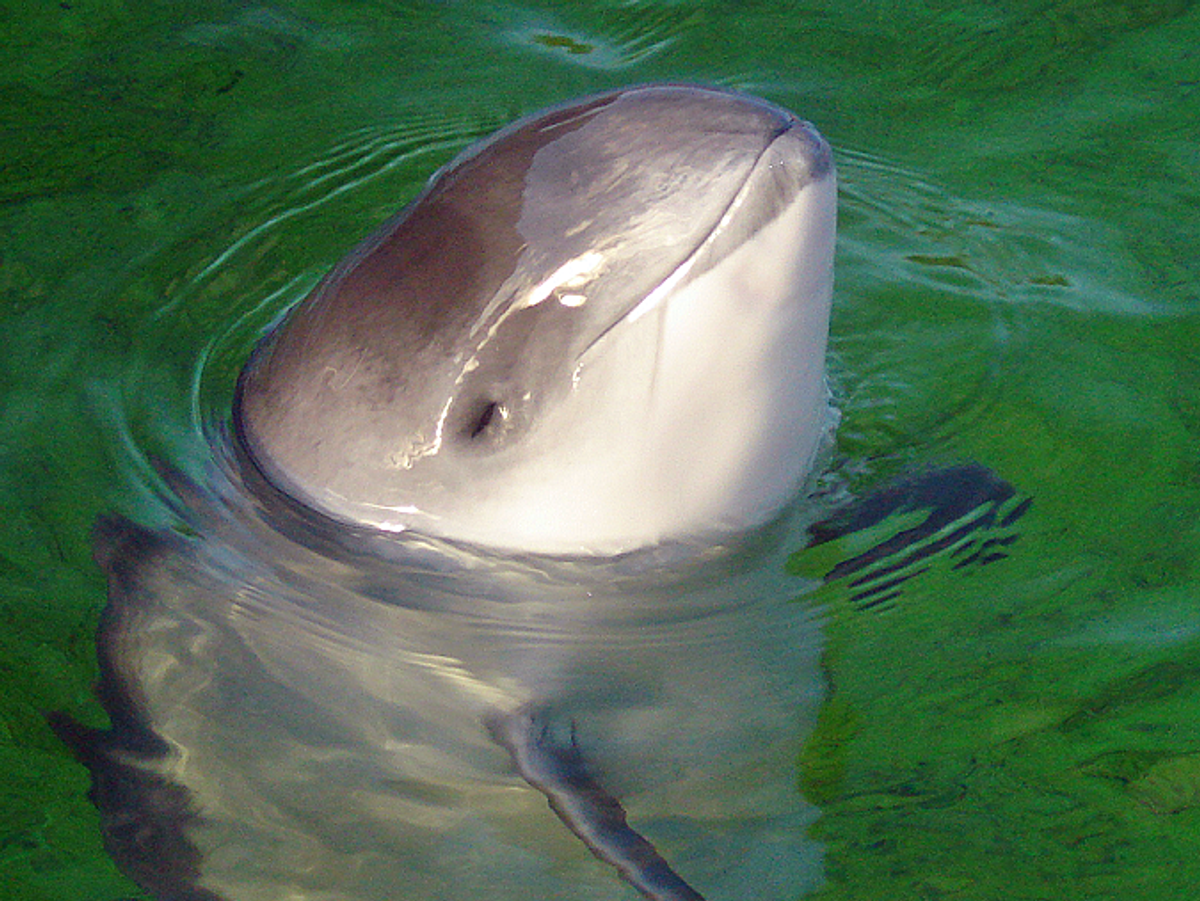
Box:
(54, 84, 840, 901)
(235, 83, 837, 555)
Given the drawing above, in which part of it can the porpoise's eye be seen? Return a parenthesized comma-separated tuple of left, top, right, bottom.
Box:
(464, 399, 502, 440)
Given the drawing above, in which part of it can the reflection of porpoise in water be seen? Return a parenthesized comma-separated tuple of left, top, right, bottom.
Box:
(53, 85, 839, 901)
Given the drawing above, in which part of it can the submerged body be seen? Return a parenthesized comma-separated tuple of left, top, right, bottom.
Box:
(73, 462, 826, 901)
(58, 85, 839, 900)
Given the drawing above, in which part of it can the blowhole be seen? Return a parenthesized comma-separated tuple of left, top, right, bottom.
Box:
(465, 400, 502, 440)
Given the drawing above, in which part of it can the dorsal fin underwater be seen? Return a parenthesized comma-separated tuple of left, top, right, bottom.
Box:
(486, 707, 707, 901)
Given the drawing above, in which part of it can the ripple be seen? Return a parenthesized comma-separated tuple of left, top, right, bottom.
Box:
(837, 146, 1156, 315)
(164, 115, 486, 321)
(826, 146, 1160, 471)
(491, 4, 687, 70)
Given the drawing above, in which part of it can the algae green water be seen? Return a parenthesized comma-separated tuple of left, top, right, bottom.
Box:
(2, 2, 1199, 899)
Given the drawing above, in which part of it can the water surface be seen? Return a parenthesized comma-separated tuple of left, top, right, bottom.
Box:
(3, 2, 1199, 900)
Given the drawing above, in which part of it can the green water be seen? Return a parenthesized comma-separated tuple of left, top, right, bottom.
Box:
(2, 1, 1199, 899)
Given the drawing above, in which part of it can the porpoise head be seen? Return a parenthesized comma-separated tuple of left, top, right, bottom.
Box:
(234, 84, 836, 555)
